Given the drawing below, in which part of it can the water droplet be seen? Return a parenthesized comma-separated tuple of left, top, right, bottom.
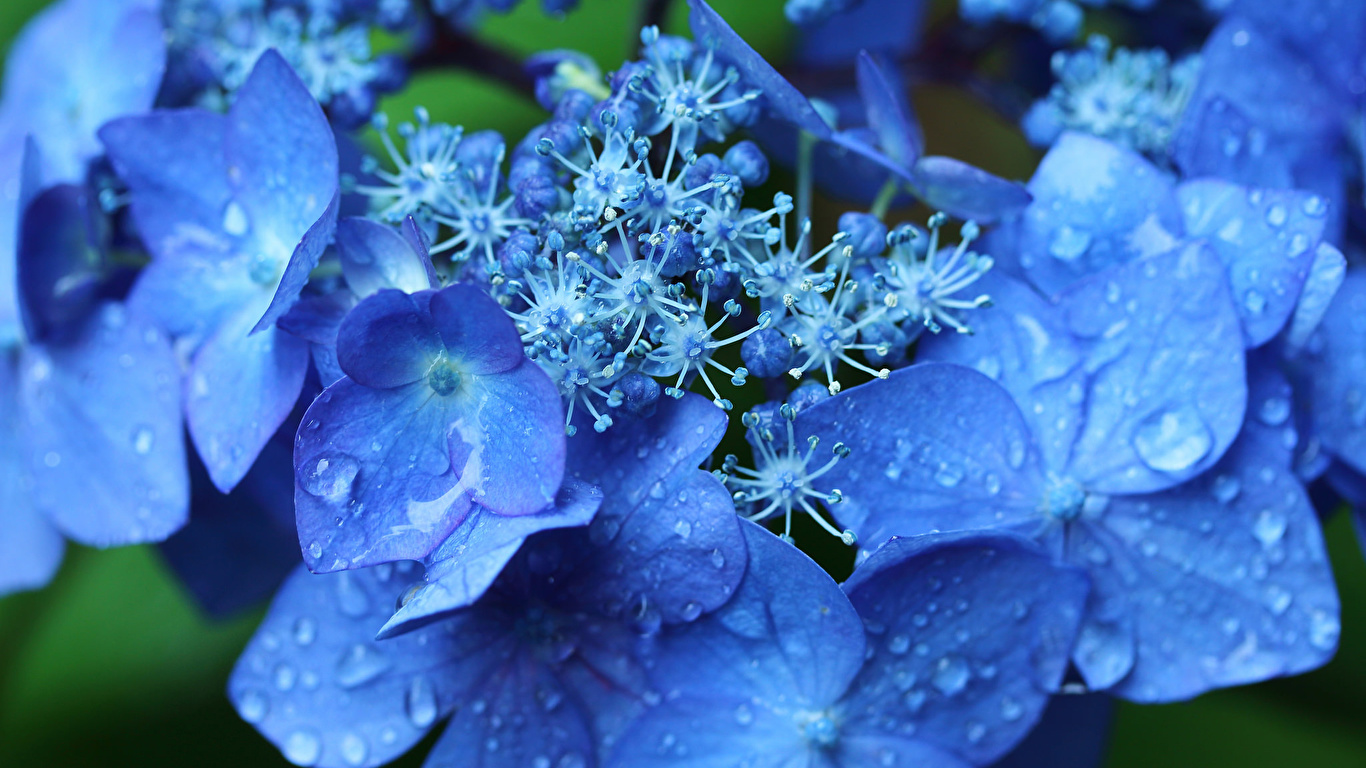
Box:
(335, 572, 369, 617)
(1264, 584, 1292, 615)
(274, 663, 296, 691)
(679, 602, 703, 621)
(1302, 195, 1327, 217)
(238, 689, 268, 723)
(931, 655, 970, 696)
(43, 451, 61, 468)
(1133, 406, 1213, 473)
(131, 426, 155, 455)
(223, 201, 249, 237)
(336, 644, 391, 688)
(903, 689, 926, 712)
(307, 541, 323, 560)
(1243, 290, 1266, 315)
(966, 721, 987, 744)
(1253, 510, 1287, 546)
(1211, 475, 1241, 504)
(406, 677, 438, 727)
(303, 455, 360, 500)
(283, 730, 321, 766)
(1049, 225, 1092, 262)
(888, 635, 911, 655)
(1000, 696, 1023, 721)
(734, 704, 753, 725)
(293, 617, 316, 646)
(933, 464, 963, 488)
(1265, 204, 1287, 227)
(1258, 397, 1291, 426)
(673, 519, 692, 539)
(340, 732, 368, 766)
(1309, 610, 1339, 650)
(709, 549, 725, 569)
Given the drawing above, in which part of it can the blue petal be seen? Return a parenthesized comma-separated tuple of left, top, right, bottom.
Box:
(606, 521, 865, 768)
(0, 352, 64, 595)
(1285, 242, 1346, 353)
(686, 0, 832, 139)
(839, 531, 1088, 766)
(454, 360, 566, 516)
(794, 363, 1047, 550)
(19, 303, 188, 546)
(336, 289, 441, 389)
(0, 127, 30, 339)
(421, 660, 594, 768)
(916, 270, 1085, 473)
(336, 217, 435, 298)
(295, 377, 469, 572)
(910, 156, 1031, 225)
(429, 283, 527, 376)
(187, 304, 310, 492)
(1017, 133, 1182, 296)
(278, 293, 354, 347)
(1225, 0, 1366, 105)
(1175, 179, 1327, 347)
(856, 51, 921, 168)
(1058, 243, 1246, 494)
(16, 184, 102, 343)
(98, 109, 233, 270)
(253, 192, 340, 335)
(1068, 420, 1338, 701)
(228, 563, 467, 768)
(4, 0, 165, 183)
(796, 0, 926, 68)
(1172, 18, 1341, 193)
(225, 49, 338, 266)
(1295, 271, 1366, 475)
(377, 479, 603, 639)
(563, 394, 745, 625)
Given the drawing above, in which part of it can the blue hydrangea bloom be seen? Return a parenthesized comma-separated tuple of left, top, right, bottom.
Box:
(606, 522, 1087, 768)
(231, 392, 746, 767)
(100, 49, 340, 492)
(1008, 132, 1331, 348)
(795, 249, 1340, 700)
(293, 282, 566, 573)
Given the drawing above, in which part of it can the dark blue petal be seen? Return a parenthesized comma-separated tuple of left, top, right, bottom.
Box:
(336, 217, 435, 298)
(1227, 0, 1366, 103)
(686, 0, 832, 139)
(336, 289, 441, 389)
(563, 394, 745, 625)
(1176, 179, 1327, 347)
(16, 184, 102, 343)
(429, 283, 528, 376)
(917, 270, 1085, 473)
(278, 293, 355, 348)
(421, 660, 594, 768)
(797, 0, 927, 68)
(377, 479, 603, 639)
(1058, 243, 1246, 494)
(607, 521, 864, 767)
(910, 156, 1031, 225)
(295, 378, 469, 572)
(19, 302, 188, 546)
(0, 352, 64, 595)
(228, 563, 467, 768)
(1069, 420, 1338, 701)
(794, 363, 1047, 550)
(856, 51, 921, 168)
(187, 306, 310, 492)
(840, 531, 1088, 766)
(1017, 133, 1182, 297)
(990, 694, 1113, 768)
(159, 437, 301, 618)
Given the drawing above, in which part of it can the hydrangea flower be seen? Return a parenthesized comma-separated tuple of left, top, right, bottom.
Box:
(606, 522, 1088, 767)
(101, 50, 340, 492)
(231, 393, 746, 767)
(796, 247, 1340, 700)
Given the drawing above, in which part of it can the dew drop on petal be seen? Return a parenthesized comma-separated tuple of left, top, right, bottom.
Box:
(406, 676, 438, 727)
(283, 730, 322, 766)
(1133, 406, 1213, 473)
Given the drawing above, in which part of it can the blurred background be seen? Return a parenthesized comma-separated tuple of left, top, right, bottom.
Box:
(1, 0, 1365, 765)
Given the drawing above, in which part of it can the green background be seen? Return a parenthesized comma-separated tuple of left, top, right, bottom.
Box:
(1, 0, 1364, 765)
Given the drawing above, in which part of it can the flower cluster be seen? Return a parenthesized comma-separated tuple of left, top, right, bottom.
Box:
(2, 0, 1365, 766)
